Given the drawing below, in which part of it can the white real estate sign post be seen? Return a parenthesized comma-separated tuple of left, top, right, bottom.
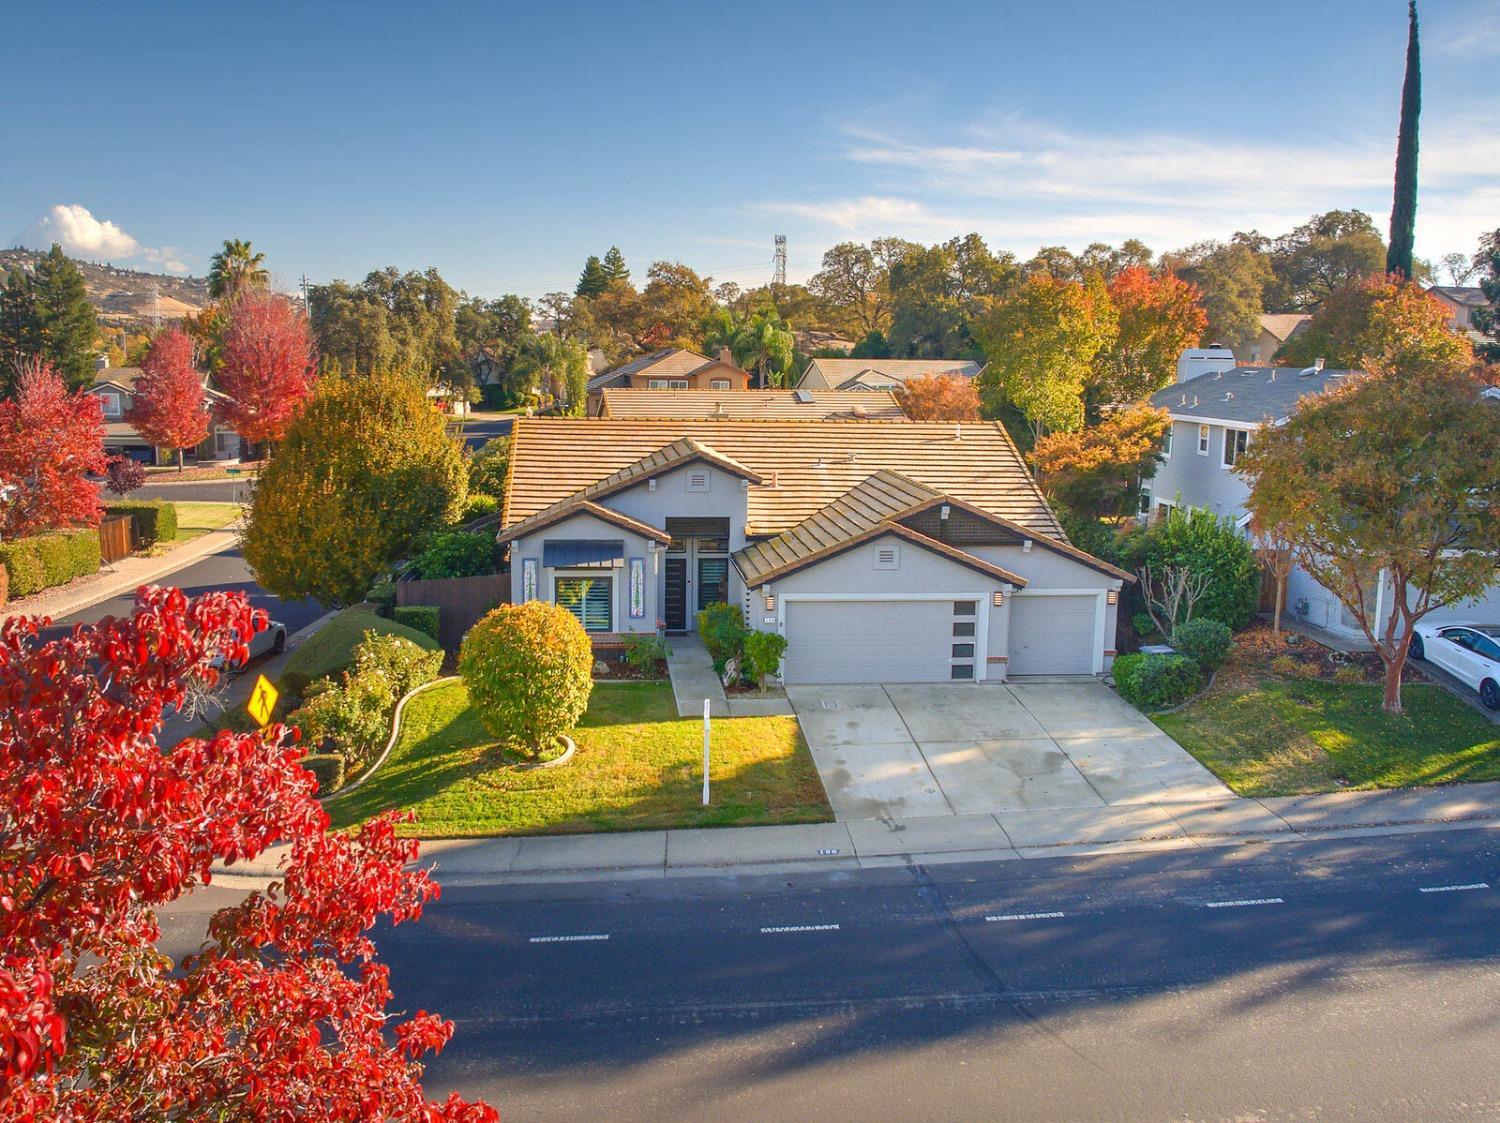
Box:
(702, 698, 711, 806)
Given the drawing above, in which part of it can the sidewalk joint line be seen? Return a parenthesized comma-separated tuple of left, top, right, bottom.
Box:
(1418, 882, 1489, 893)
(1204, 897, 1283, 908)
(529, 933, 610, 943)
(760, 924, 840, 934)
(985, 911, 1065, 922)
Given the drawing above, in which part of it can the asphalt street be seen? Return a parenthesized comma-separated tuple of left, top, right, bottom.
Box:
(40, 544, 322, 642)
(162, 827, 1500, 1122)
(453, 415, 514, 451)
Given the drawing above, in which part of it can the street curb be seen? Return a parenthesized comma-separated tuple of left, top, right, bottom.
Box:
(3, 527, 243, 625)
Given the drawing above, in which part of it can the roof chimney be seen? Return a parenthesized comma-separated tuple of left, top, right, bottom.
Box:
(1176, 347, 1236, 384)
(95, 354, 109, 371)
(718, 347, 733, 366)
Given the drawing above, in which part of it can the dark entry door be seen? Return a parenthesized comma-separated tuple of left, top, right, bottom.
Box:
(664, 557, 687, 631)
(697, 556, 728, 612)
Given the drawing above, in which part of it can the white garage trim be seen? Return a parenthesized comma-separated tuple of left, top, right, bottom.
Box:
(1007, 588, 1107, 675)
(776, 592, 992, 682)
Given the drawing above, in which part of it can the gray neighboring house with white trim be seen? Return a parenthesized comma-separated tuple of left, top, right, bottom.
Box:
(499, 418, 1130, 684)
(797, 357, 983, 392)
(1147, 350, 1500, 639)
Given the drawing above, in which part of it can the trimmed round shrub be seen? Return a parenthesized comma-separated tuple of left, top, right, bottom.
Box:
(1110, 652, 1148, 700)
(1171, 618, 1233, 672)
(290, 671, 397, 772)
(742, 629, 788, 689)
(1121, 653, 1203, 709)
(459, 601, 593, 755)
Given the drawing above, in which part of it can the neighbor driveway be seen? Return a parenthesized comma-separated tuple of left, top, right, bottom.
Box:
(787, 681, 1231, 821)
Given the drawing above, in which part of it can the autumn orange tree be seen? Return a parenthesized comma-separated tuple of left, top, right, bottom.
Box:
(1239, 357, 1500, 713)
(1092, 267, 1207, 405)
(1277, 273, 1473, 373)
(1029, 403, 1170, 519)
(125, 328, 209, 470)
(894, 373, 981, 420)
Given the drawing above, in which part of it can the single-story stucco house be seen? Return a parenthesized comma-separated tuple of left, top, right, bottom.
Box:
(498, 418, 1130, 684)
(593, 387, 907, 421)
(796, 357, 983, 392)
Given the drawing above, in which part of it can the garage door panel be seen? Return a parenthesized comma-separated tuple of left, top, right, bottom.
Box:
(783, 600, 960, 684)
(1008, 595, 1097, 676)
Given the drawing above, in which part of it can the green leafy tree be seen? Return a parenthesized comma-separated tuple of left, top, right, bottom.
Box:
(242, 370, 467, 607)
(1470, 229, 1500, 356)
(467, 435, 510, 497)
(513, 333, 589, 413)
(889, 234, 1017, 357)
(1239, 357, 1500, 713)
(976, 273, 1115, 439)
(207, 238, 270, 301)
(638, 261, 714, 350)
(601, 246, 630, 285)
(576, 255, 608, 298)
(308, 267, 461, 384)
(1117, 505, 1260, 633)
(28, 245, 98, 390)
(0, 269, 41, 391)
(809, 238, 914, 337)
(1268, 210, 1387, 310)
(1387, 1, 1421, 279)
(1164, 237, 1274, 354)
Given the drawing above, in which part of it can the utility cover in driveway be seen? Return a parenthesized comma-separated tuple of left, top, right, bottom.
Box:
(1008, 594, 1096, 675)
(782, 600, 955, 684)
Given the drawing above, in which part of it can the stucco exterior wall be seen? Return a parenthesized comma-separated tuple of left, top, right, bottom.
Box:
(508, 510, 660, 635)
(970, 542, 1123, 664)
(1142, 419, 1253, 520)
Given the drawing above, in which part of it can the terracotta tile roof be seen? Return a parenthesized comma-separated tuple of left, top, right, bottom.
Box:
(735, 470, 940, 584)
(596, 388, 907, 420)
(741, 521, 1028, 589)
(502, 418, 1065, 539)
(495, 500, 672, 547)
(585, 348, 740, 393)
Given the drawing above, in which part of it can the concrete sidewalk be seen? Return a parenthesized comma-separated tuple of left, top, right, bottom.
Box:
(4, 527, 242, 625)
(213, 780, 1500, 886)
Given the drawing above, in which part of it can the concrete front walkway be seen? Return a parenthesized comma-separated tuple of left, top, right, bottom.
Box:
(213, 781, 1500, 887)
(665, 634, 795, 718)
(788, 680, 1230, 821)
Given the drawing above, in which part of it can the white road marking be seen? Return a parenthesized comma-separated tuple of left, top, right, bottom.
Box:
(1204, 897, 1284, 909)
(1419, 882, 1490, 894)
(760, 924, 840, 934)
(529, 934, 610, 943)
(985, 912, 1066, 922)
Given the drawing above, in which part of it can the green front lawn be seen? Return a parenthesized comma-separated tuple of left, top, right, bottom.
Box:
(169, 501, 242, 544)
(1157, 679, 1500, 797)
(325, 680, 832, 837)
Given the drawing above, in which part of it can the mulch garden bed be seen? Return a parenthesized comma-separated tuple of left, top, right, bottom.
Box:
(1214, 623, 1431, 693)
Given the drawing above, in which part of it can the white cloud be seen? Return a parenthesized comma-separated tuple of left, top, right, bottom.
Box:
(1432, 4, 1500, 56)
(756, 113, 1500, 264)
(13, 204, 191, 272)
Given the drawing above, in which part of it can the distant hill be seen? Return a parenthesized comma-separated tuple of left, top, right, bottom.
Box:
(0, 248, 211, 326)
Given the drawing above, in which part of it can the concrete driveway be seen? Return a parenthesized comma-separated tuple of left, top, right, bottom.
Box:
(787, 681, 1231, 821)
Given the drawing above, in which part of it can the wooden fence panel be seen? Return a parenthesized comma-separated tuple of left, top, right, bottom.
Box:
(396, 572, 510, 652)
(99, 515, 136, 564)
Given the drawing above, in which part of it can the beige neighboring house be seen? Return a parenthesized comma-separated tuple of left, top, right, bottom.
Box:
(87, 358, 242, 465)
(585, 347, 751, 415)
(594, 387, 908, 421)
(797, 357, 983, 391)
(1427, 286, 1492, 346)
(1247, 313, 1311, 364)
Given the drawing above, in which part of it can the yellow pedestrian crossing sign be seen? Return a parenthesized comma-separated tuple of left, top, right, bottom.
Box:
(247, 674, 279, 727)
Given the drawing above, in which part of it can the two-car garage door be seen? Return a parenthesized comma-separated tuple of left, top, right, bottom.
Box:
(1006, 594, 1098, 676)
(782, 600, 961, 684)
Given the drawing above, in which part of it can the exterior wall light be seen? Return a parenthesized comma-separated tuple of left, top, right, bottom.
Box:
(1107, 590, 1119, 605)
(992, 590, 1004, 607)
(763, 594, 776, 612)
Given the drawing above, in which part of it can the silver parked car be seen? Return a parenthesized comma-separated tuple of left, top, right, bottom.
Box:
(1410, 622, 1500, 710)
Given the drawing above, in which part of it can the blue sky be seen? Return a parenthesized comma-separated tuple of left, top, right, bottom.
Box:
(5, 0, 1498, 297)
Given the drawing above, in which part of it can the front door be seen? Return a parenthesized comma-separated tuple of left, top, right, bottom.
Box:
(664, 557, 687, 632)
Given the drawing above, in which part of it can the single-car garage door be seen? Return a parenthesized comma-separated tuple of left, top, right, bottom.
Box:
(782, 599, 964, 684)
(1007, 594, 1098, 676)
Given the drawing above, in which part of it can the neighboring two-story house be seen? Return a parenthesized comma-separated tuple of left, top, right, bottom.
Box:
(584, 348, 751, 415)
(1427, 285, 1492, 348)
(1147, 350, 1500, 639)
(87, 358, 242, 464)
(498, 418, 1130, 684)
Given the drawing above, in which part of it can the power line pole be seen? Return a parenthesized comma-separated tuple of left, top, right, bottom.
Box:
(772, 234, 787, 290)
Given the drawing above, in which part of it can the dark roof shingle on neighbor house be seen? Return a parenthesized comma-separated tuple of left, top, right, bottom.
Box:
(596, 387, 908, 420)
(501, 418, 1065, 540)
(1428, 285, 1490, 309)
(1149, 364, 1358, 426)
(798, 357, 982, 391)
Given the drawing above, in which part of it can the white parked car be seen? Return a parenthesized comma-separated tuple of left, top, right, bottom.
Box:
(210, 619, 287, 674)
(1410, 622, 1500, 711)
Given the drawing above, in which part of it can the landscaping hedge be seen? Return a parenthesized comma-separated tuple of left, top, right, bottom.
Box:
(279, 605, 439, 705)
(0, 529, 100, 599)
(365, 581, 397, 617)
(0, 561, 8, 608)
(392, 605, 441, 643)
(1116, 653, 1203, 709)
(298, 752, 347, 795)
(1172, 618, 1233, 672)
(105, 500, 177, 548)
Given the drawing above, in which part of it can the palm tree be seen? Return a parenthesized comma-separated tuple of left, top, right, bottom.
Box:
(208, 239, 269, 301)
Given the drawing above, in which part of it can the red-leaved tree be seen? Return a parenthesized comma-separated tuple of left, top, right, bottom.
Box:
(0, 358, 106, 538)
(0, 587, 496, 1122)
(126, 328, 210, 471)
(214, 290, 316, 449)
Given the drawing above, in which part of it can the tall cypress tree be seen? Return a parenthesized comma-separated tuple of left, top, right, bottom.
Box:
(0, 269, 40, 395)
(602, 246, 630, 285)
(1386, 0, 1420, 278)
(31, 245, 98, 390)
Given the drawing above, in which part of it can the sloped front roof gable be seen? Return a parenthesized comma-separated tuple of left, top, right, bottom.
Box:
(502, 418, 1066, 540)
